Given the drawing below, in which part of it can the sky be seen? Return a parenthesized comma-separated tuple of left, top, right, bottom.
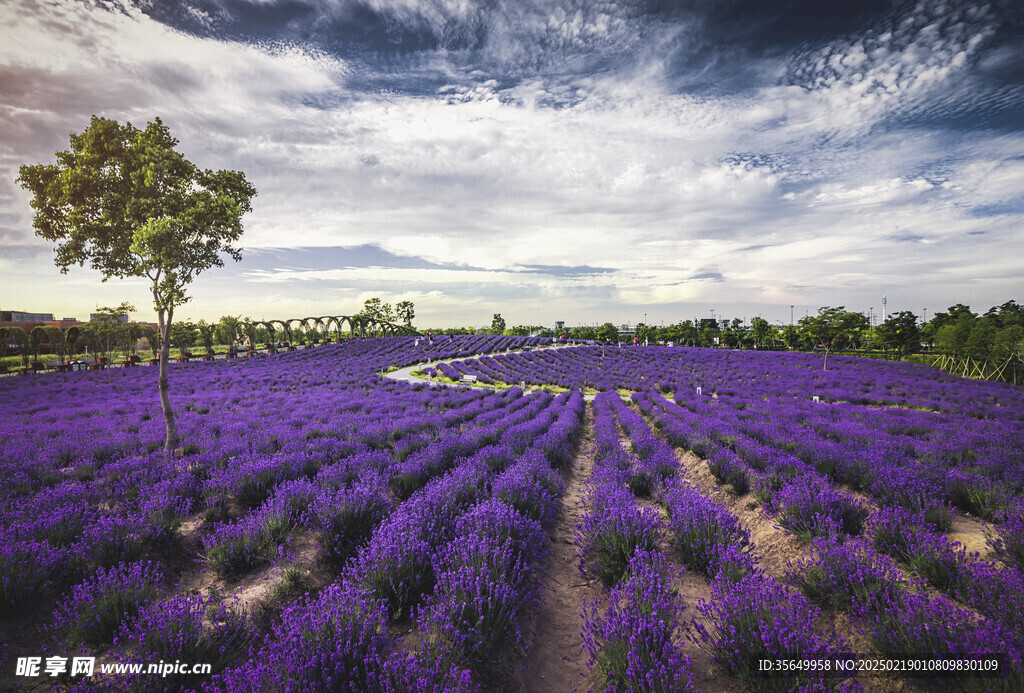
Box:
(1, 0, 1022, 329)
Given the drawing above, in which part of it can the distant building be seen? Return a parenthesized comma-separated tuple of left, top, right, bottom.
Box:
(1, 310, 55, 322)
(90, 312, 130, 323)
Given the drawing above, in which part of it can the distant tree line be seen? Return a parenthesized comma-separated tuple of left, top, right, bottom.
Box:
(421, 300, 1022, 370)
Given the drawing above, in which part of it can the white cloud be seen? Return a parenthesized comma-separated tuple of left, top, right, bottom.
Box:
(1, 0, 1022, 326)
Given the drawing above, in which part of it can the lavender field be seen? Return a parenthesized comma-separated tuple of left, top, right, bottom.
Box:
(2, 337, 1023, 692)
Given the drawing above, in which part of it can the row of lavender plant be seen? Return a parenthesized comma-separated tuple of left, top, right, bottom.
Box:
(632, 390, 1024, 689)
(1, 336, 565, 688)
(1, 381, 518, 614)
(616, 391, 859, 691)
(577, 392, 693, 691)
(648, 386, 1024, 639)
(204, 389, 586, 692)
(668, 384, 1020, 522)
(452, 345, 1024, 420)
(786, 530, 1024, 690)
(47, 391, 579, 691)
(453, 346, 1022, 529)
(633, 389, 870, 545)
(580, 391, 857, 691)
(198, 388, 560, 580)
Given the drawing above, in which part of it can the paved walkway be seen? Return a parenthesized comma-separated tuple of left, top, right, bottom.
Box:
(382, 348, 598, 400)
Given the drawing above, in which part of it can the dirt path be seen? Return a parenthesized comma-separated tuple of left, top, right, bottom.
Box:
(382, 348, 599, 400)
(514, 403, 601, 693)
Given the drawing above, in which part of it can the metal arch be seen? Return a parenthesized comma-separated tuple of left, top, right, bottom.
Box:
(63, 325, 84, 353)
(29, 325, 48, 357)
(267, 319, 291, 343)
(349, 315, 368, 338)
(335, 315, 359, 339)
(301, 316, 325, 342)
(259, 321, 276, 344)
(254, 314, 420, 341)
(285, 318, 305, 342)
(318, 316, 342, 339)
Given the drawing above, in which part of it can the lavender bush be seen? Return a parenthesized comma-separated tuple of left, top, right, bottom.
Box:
(693, 573, 854, 692)
(115, 592, 254, 691)
(213, 582, 389, 692)
(52, 560, 163, 648)
(785, 536, 907, 611)
(661, 480, 752, 576)
(576, 481, 662, 587)
(582, 549, 694, 692)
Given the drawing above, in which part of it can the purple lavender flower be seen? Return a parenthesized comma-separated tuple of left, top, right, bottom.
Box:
(422, 532, 538, 674)
(582, 549, 694, 692)
(115, 592, 253, 691)
(661, 480, 752, 576)
(214, 582, 390, 693)
(576, 482, 662, 587)
(785, 536, 908, 611)
(53, 560, 163, 648)
(308, 481, 392, 567)
(775, 474, 867, 544)
(990, 500, 1024, 572)
(693, 573, 854, 691)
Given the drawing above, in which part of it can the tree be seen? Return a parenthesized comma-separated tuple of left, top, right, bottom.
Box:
(169, 319, 199, 354)
(798, 306, 869, 370)
(240, 318, 261, 353)
(18, 116, 255, 456)
(576, 325, 598, 340)
(751, 317, 773, 348)
(43, 326, 69, 364)
(87, 302, 136, 365)
(215, 315, 243, 353)
(986, 300, 1024, 329)
(994, 325, 1024, 362)
(28, 326, 48, 364)
(875, 311, 920, 356)
(119, 322, 147, 361)
(781, 324, 802, 350)
(355, 297, 397, 334)
(635, 322, 651, 345)
(6, 326, 30, 367)
(721, 320, 743, 348)
(935, 313, 975, 357)
(596, 323, 619, 343)
(196, 320, 215, 356)
(395, 300, 415, 327)
(491, 313, 506, 334)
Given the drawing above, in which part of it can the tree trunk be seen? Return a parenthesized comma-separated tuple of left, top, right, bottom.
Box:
(157, 305, 180, 458)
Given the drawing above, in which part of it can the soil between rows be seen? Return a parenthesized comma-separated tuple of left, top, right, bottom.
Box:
(514, 403, 601, 692)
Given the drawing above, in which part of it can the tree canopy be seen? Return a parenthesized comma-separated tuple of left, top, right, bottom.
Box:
(799, 306, 869, 369)
(395, 300, 415, 327)
(17, 116, 255, 455)
(875, 311, 920, 356)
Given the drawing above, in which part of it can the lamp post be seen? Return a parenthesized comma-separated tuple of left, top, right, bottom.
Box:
(790, 305, 794, 326)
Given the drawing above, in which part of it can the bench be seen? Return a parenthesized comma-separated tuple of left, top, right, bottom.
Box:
(459, 374, 478, 384)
